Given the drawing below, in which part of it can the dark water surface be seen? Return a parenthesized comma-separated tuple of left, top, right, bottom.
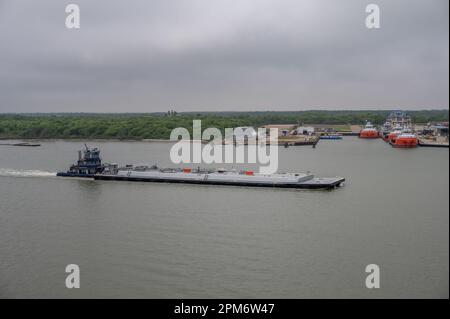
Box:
(0, 138, 448, 298)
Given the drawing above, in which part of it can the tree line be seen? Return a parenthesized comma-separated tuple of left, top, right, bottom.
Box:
(0, 110, 448, 139)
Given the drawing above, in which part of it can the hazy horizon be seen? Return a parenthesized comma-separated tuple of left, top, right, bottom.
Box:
(1, 109, 449, 115)
(0, 0, 448, 112)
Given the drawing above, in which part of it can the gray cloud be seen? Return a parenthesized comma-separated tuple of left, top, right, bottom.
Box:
(0, 0, 448, 112)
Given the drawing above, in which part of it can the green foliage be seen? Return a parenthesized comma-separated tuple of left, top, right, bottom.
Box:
(0, 110, 448, 139)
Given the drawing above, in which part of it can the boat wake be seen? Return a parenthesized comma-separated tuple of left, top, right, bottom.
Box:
(0, 168, 57, 178)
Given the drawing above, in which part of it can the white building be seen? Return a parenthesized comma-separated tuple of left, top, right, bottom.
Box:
(295, 126, 315, 135)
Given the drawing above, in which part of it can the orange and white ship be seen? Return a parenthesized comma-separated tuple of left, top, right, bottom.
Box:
(387, 126, 404, 142)
(381, 111, 413, 142)
(390, 129, 418, 148)
(359, 122, 379, 138)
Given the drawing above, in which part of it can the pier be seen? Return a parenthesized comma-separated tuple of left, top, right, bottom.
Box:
(418, 139, 449, 148)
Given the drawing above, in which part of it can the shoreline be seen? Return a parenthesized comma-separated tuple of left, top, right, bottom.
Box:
(0, 138, 177, 142)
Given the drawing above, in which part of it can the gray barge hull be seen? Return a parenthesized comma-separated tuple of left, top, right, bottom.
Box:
(93, 175, 345, 189)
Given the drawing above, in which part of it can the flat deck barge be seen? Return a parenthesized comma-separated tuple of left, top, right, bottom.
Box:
(57, 146, 346, 190)
(93, 169, 345, 190)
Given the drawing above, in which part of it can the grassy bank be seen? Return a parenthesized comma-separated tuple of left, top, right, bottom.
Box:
(0, 110, 448, 140)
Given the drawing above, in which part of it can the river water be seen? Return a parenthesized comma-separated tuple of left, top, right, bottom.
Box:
(0, 138, 448, 298)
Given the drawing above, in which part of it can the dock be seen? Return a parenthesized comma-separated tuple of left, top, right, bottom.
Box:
(277, 136, 320, 147)
(221, 135, 320, 147)
(418, 139, 449, 148)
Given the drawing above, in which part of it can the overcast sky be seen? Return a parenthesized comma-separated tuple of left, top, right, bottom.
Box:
(0, 0, 448, 112)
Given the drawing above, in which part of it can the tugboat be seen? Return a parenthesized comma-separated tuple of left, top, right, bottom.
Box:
(359, 122, 379, 138)
(56, 145, 105, 177)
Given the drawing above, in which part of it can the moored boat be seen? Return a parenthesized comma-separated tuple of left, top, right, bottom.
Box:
(390, 130, 418, 148)
(382, 111, 415, 143)
(320, 133, 343, 140)
(387, 127, 404, 143)
(379, 121, 392, 141)
(359, 122, 379, 138)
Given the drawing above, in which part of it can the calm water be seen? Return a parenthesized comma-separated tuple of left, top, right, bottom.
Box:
(0, 138, 448, 298)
